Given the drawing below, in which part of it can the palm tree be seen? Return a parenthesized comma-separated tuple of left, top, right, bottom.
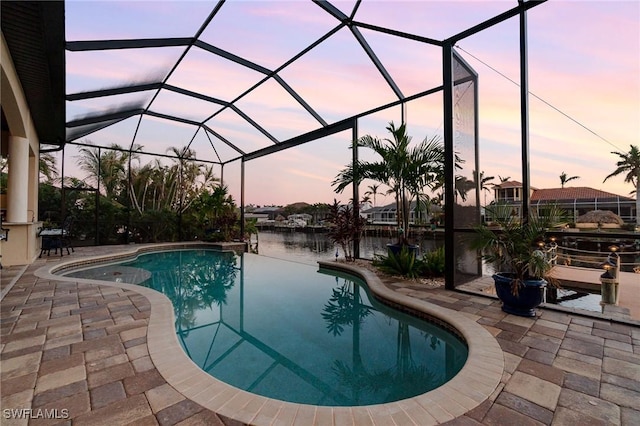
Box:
(166, 146, 219, 214)
(129, 162, 155, 214)
(332, 121, 444, 246)
(426, 151, 465, 207)
(75, 144, 110, 192)
(474, 170, 495, 206)
(311, 202, 330, 225)
(39, 152, 59, 183)
(199, 184, 238, 241)
(244, 218, 259, 253)
(603, 144, 640, 225)
(75, 142, 141, 200)
(498, 175, 511, 183)
(168, 146, 195, 213)
(454, 175, 476, 203)
(364, 183, 382, 207)
(559, 171, 579, 188)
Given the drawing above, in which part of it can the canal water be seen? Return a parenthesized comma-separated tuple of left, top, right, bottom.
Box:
(253, 230, 603, 313)
(251, 230, 441, 266)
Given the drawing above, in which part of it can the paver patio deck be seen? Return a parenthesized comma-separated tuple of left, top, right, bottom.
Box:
(1, 245, 639, 425)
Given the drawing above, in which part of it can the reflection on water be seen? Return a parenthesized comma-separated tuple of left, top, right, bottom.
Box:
(320, 278, 457, 404)
(254, 231, 605, 313)
(253, 230, 442, 265)
(547, 287, 603, 313)
(83, 249, 467, 406)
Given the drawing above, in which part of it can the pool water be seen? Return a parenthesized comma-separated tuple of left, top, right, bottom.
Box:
(66, 249, 468, 406)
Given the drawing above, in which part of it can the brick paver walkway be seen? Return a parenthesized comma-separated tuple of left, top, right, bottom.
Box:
(387, 279, 640, 425)
(1, 258, 234, 425)
(1, 246, 639, 425)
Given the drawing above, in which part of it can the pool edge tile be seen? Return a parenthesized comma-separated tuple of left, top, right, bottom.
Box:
(217, 391, 260, 424)
(333, 407, 355, 426)
(251, 398, 284, 426)
(270, 402, 298, 426)
(395, 399, 438, 426)
(412, 395, 455, 424)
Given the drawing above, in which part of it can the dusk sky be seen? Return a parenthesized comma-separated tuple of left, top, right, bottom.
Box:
(61, 1, 640, 207)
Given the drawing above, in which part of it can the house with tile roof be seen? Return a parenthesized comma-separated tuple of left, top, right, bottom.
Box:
(492, 181, 636, 223)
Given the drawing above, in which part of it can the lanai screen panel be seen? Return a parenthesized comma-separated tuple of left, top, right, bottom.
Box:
(452, 50, 481, 285)
(55, 1, 556, 251)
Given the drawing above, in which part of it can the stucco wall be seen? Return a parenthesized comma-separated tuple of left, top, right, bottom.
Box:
(1, 32, 43, 266)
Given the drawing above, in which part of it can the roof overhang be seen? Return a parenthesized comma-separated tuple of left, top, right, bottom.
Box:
(1, 1, 66, 150)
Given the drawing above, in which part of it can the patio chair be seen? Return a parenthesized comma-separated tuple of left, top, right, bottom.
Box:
(60, 215, 75, 255)
(39, 216, 74, 257)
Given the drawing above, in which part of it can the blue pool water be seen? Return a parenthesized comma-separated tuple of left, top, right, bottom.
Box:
(66, 249, 468, 406)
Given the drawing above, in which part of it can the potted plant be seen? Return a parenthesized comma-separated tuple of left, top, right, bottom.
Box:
(468, 203, 567, 317)
(332, 121, 444, 256)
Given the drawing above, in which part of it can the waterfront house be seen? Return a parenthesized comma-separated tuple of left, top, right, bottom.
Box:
(492, 181, 636, 223)
(250, 206, 284, 221)
(362, 202, 442, 226)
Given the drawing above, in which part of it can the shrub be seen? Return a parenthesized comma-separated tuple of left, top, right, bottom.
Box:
(326, 199, 366, 261)
(373, 246, 422, 278)
(421, 246, 445, 277)
(621, 223, 636, 232)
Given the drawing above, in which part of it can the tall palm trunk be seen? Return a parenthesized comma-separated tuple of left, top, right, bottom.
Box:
(636, 184, 640, 226)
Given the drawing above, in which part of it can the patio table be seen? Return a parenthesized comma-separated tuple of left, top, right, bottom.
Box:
(39, 228, 66, 257)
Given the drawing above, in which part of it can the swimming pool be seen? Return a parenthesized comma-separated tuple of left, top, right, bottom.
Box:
(66, 249, 468, 406)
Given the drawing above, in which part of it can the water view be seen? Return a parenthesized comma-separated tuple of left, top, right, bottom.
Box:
(251, 230, 442, 265)
(254, 230, 605, 313)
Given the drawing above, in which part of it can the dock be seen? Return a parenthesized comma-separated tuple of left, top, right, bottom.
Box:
(458, 265, 640, 321)
(552, 265, 640, 320)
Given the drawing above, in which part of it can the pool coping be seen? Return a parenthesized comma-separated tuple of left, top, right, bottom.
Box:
(34, 243, 504, 426)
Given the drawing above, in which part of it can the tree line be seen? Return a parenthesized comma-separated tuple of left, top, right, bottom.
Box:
(36, 142, 239, 244)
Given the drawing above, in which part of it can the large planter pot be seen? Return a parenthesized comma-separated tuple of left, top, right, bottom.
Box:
(386, 243, 420, 257)
(493, 273, 546, 317)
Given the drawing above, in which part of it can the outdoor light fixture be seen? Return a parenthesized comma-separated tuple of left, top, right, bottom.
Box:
(600, 251, 619, 306)
(607, 245, 620, 268)
(535, 238, 558, 265)
(600, 262, 614, 280)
